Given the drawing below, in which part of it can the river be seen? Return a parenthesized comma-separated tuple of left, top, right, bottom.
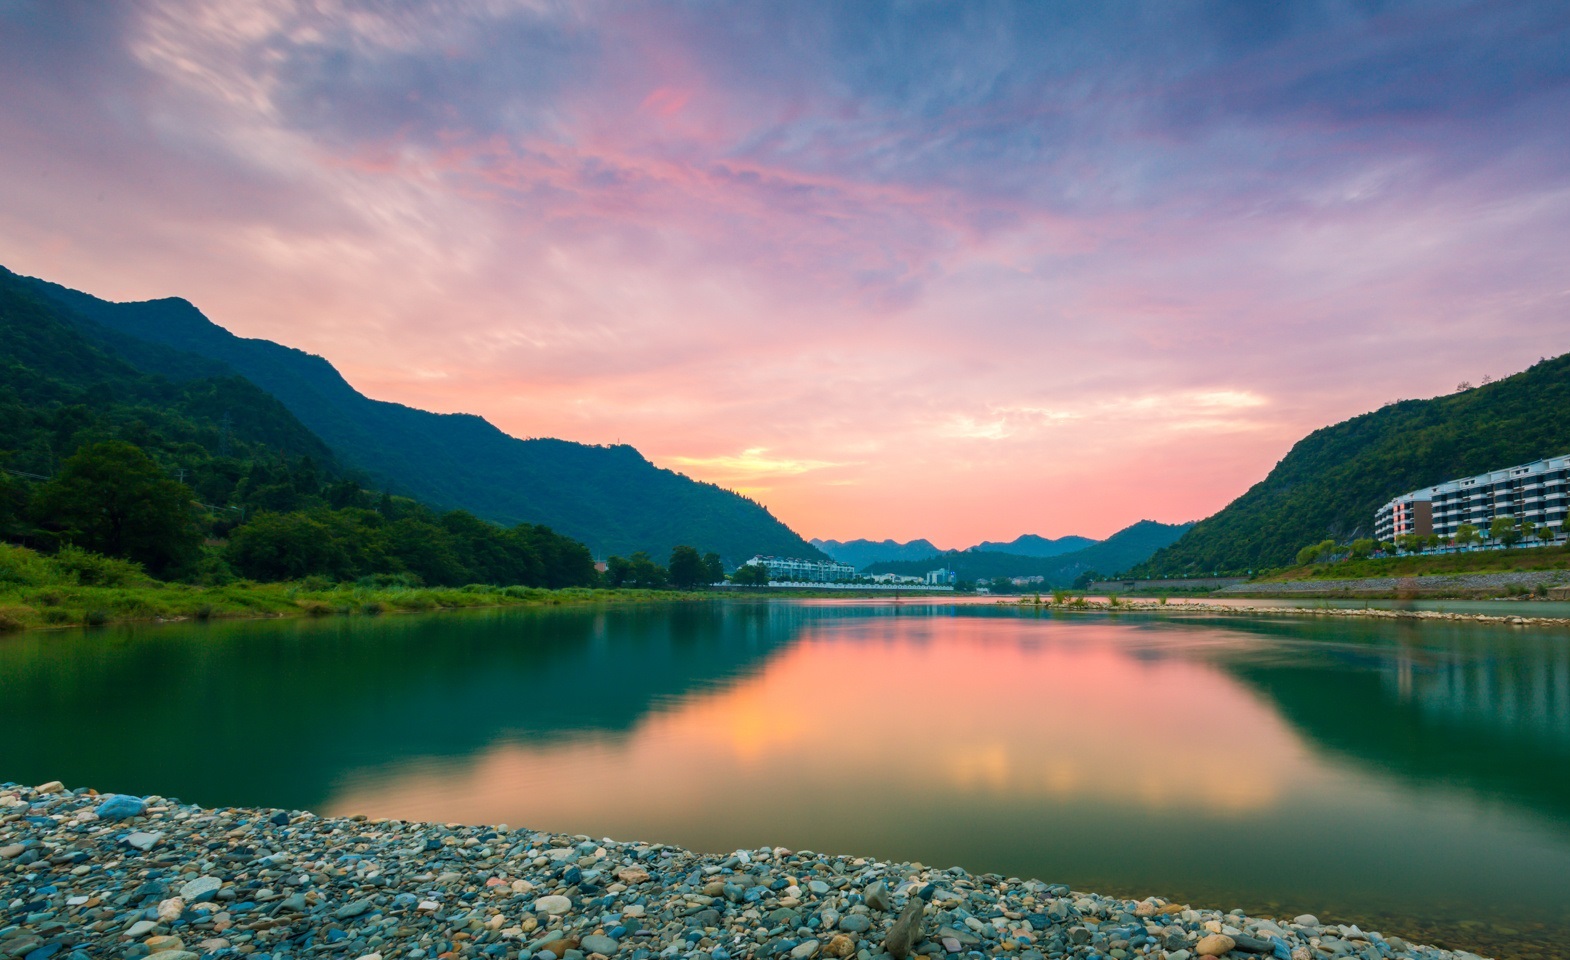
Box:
(3, 600, 1567, 958)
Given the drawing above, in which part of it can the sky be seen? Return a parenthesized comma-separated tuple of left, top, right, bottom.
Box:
(2, 1, 1569, 547)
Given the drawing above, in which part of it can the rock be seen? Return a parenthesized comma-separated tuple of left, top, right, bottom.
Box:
(124, 831, 162, 851)
(808, 879, 830, 895)
(838, 915, 872, 933)
(178, 876, 222, 902)
(581, 935, 619, 955)
(1197, 934, 1236, 956)
(145, 936, 185, 954)
(884, 898, 925, 960)
(95, 794, 146, 821)
(864, 881, 890, 912)
(0, 844, 23, 859)
(823, 935, 856, 958)
(1168, 951, 1192, 960)
(1230, 933, 1275, 954)
(536, 894, 573, 915)
(126, 920, 158, 938)
(156, 897, 185, 922)
(790, 939, 821, 959)
(1291, 916, 1318, 928)
(35, 780, 64, 794)
(335, 898, 373, 919)
(941, 938, 962, 954)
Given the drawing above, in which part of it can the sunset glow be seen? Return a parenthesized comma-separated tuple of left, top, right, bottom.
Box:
(3, 2, 1567, 544)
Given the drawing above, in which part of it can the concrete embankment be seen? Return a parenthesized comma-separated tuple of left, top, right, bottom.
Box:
(1213, 570, 1570, 599)
(0, 783, 1492, 960)
(1010, 598, 1570, 627)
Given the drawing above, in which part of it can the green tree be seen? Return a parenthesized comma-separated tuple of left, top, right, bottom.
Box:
(604, 555, 631, 588)
(702, 551, 725, 585)
(1455, 523, 1481, 548)
(730, 562, 771, 587)
(1490, 515, 1520, 547)
(668, 545, 705, 589)
(225, 511, 350, 581)
(1349, 538, 1376, 559)
(31, 441, 201, 576)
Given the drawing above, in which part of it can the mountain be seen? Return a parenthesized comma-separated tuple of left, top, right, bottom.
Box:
(1, 267, 338, 482)
(864, 520, 1192, 586)
(20, 270, 824, 566)
(1132, 354, 1570, 575)
(811, 537, 942, 569)
(814, 532, 1094, 569)
(969, 533, 1096, 557)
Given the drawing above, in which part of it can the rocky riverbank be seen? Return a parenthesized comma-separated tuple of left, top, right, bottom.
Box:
(0, 783, 1492, 960)
(1213, 570, 1569, 599)
(1010, 597, 1570, 628)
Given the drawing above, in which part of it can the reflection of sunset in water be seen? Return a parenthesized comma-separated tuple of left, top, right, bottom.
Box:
(324, 619, 1302, 828)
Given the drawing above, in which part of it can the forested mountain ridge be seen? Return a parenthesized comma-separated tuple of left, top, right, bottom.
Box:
(1132, 353, 1570, 576)
(863, 520, 1192, 585)
(810, 537, 942, 568)
(21, 270, 824, 565)
(969, 533, 1096, 558)
(1, 267, 339, 499)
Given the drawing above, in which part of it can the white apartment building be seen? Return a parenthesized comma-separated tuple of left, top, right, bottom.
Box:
(744, 555, 858, 582)
(1374, 454, 1570, 542)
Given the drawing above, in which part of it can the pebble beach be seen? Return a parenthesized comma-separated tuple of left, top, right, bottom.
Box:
(0, 783, 1493, 960)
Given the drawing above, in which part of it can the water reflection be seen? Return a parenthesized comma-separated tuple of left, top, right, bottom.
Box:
(3, 603, 1569, 958)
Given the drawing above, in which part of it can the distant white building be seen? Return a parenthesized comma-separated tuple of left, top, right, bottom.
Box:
(869, 573, 924, 584)
(744, 555, 857, 583)
(1375, 454, 1570, 542)
(925, 567, 956, 585)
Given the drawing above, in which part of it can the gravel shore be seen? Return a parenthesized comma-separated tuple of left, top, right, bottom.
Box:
(0, 783, 1493, 960)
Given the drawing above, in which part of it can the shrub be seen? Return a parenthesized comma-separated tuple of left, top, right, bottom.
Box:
(299, 600, 334, 617)
(53, 546, 148, 587)
(0, 543, 58, 587)
(361, 601, 384, 616)
(83, 609, 110, 627)
(194, 604, 215, 621)
(41, 608, 72, 625)
(0, 609, 26, 632)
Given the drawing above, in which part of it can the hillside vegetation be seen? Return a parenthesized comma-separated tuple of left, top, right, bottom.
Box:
(23, 270, 824, 566)
(1133, 355, 1570, 575)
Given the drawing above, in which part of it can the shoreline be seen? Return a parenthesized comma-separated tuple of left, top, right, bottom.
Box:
(0, 783, 1491, 960)
(1004, 597, 1570, 628)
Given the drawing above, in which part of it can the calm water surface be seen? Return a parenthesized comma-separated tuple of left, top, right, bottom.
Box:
(4, 601, 1569, 959)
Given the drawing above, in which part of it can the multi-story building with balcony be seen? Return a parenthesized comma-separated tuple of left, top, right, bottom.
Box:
(1374, 454, 1570, 543)
(743, 555, 858, 582)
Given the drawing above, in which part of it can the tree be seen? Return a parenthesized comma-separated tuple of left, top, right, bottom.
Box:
(604, 555, 631, 588)
(1455, 523, 1481, 548)
(606, 551, 666, 588)
(31, 441, 201, 576)
(226, 511, 350, 582)
(1349, 538, 1376, 559)
(1490, 515, 1520, 547)
(668, 545, 705, 589)
(1519, 520, 1537, 545)
(730, 563, 771, 587)
(702, 552, 725, 585)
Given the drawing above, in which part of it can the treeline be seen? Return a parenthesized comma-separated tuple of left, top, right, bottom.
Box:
(2, 439, 600, 588)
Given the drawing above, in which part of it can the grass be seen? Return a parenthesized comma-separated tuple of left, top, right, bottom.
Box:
(0, 542, 712, 632)
(1262, 543, 1570, 582)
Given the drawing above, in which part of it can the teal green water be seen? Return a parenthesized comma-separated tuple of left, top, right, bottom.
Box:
(3, 601, 1568, 959)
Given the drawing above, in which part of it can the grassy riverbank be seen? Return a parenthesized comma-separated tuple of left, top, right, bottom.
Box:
(0, 542, 714, 632)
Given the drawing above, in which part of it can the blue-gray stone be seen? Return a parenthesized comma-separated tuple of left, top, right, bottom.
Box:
(95, 795, 145, 821)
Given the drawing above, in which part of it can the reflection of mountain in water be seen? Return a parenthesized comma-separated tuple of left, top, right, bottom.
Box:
(1197, 616, 1570, 823)
(0, 604, 796, 810)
